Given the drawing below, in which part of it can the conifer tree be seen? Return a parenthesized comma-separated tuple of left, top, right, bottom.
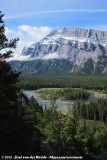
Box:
(0, 11, 21, 155)
(0, 11, 20, 105)
(0, 11, 41, 155)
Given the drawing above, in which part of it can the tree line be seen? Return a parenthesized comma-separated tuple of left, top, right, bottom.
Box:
(19, 75, 107, 93)
(72, 99, 107, 122)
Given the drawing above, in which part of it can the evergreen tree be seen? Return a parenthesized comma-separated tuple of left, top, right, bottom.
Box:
(0, 11, 42, 155)
(0, 11, 21, 154)
(0, 11, 19, 104)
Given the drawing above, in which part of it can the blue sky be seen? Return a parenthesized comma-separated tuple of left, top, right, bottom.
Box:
(1, 0, 107, 57)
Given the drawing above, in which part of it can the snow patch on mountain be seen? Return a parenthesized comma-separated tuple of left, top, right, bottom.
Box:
(40, 29, 107, 47)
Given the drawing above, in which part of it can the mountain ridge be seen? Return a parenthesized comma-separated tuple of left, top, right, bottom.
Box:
(9, 27, 107, 75)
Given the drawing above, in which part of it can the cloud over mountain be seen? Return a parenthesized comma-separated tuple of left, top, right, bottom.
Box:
(5, 25, 54, 56)
(18, 25, 54, 42)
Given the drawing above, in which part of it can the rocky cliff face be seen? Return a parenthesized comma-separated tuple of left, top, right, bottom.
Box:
(10, 28, 107, 75)
(21, 28, 107, 66)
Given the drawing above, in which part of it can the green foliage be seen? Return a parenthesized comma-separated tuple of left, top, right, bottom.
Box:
(92, 55, 107, 75)
(9, 59, 73, 76)
(73, 99, 107, 122)
(72, 57, 107, 76)
(0, 11, 42, 155)
(9, 56, 107, 76)
(38, 101, 107, 159)
(36, 88, 89, 100)
(79, 59, 94, 75)
(19, 75, 107, 93)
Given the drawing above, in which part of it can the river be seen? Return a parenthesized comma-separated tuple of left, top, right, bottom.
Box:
(23, 90, 75, 114)
(23, 89, 107, 114)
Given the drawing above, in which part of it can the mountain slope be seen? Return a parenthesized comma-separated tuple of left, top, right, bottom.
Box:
(10, 28, 107, 75)
(9, 59, 73, 75)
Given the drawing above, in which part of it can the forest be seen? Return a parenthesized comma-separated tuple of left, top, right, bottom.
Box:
(35, 88, 89, 100)
(19, 75, 107, 93)
(0, 11, 107, 160)
(73, 99, 107, 122)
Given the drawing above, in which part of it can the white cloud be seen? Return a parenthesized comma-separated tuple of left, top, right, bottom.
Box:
(18, 25, 53, 41)
(4, 26, 53, 57)
(5, 27, 15, 35)
(5, 27, 23, 37)
(41, 52, 60, 60)
(4, 9, 107, 19)
(7, 54, 31, 61)
(5, 25, 53, 42)
(15, 40, 34, 55)
(7, 52, 61, 61)
(17, 31, 23, 36)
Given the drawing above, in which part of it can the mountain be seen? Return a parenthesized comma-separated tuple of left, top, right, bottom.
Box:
(9, 28, 107, 75)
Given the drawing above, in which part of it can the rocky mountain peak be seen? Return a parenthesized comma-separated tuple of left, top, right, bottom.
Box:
(10, 27, 107, 75)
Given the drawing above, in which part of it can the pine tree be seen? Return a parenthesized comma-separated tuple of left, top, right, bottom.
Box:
(0, 11, 21, 155)
(0, 11, 41, 155)
(0, 11, 20, 104)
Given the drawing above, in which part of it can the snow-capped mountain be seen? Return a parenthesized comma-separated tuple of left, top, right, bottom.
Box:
(10, 28, 107, 75)
(21, 28, 107, 64)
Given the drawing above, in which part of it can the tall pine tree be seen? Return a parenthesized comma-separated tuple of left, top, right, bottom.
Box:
(0, 11, 19, 104)
(0, 11, 42, 155)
